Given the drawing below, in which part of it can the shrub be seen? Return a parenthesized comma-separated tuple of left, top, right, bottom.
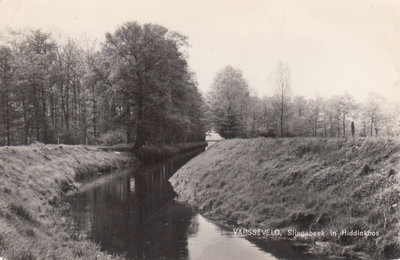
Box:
(138, 142, 207, 161)
(98, 129, 127, 146)
(59, 129, 82, 145)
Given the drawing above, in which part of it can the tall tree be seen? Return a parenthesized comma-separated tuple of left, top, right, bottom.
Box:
(334, 93, 357, 137)
(309, 95, 322, 136)
(104, 22, 204, 149)
(291, 96, 309, 136)
(0, 46, 16, 145)
(208, 66, 250, 138)
(14, 30, 57, 143)
(362, 93, 382, 136)
(271, 62, 291, 137)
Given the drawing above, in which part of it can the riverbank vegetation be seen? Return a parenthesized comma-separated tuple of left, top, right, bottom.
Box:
(0, 22, 207, 149)
(0, 144, 133, 259)
(138, 141, 207, 161)
(170, 137, 400, 259)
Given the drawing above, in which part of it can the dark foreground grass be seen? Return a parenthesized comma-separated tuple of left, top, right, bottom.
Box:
(170, 137, 400, 259)
(0, 144, 134, 259)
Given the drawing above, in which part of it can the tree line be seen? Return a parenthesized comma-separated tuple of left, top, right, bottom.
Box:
(0, 22, 207, 149)
(208, 64, 400, 138)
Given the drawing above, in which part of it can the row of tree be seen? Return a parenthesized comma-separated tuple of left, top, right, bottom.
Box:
(0, 22, 207, 149)
(208, 64, 400, 138)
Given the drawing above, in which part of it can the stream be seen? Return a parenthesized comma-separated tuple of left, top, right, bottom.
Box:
(68, 148, 322, 260)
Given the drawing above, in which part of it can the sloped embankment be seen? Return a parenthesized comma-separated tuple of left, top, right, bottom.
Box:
(170, 138, 400, 259)
(0, 144, 134, 259)
(138, 142, 208, 161)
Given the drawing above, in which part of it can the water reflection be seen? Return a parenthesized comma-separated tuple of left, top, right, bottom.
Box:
(188, 215, 275, 260)
(68, 149, 321, 260)
(68, 150, 201, 259)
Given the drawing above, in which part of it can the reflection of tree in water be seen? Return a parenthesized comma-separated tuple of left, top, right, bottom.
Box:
(187, 214, 200, 236)
(135, 201, 194, 259)
(68, 149, 203, 260)
(131, 151, 201, 259)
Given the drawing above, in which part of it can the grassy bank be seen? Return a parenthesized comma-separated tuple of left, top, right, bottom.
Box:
(138, 141, 207, 161)
(0, 144, 134, 259)
(170, 137, 400, 259)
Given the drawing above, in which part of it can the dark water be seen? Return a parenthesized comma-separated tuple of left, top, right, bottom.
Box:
(68, 148, 321, 260)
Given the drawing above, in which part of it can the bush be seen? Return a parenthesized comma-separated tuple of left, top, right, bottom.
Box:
(257, 128, 277, 138)
(59, 129, 83, 145)
(138, 142, 207, 161)
(98, 129, 127, 146)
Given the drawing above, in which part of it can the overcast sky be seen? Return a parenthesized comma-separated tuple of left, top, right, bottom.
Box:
(0, 0, 399, 101)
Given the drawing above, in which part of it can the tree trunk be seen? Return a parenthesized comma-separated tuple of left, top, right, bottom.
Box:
(370, 116, 373, 136)
(22, 100, 29, 145)
(41, 86, 48, 143)
(92, 84, 97, 138)
(280, 85, 284, 137)
(342, 113, 346, 137)
(134, 74, 145, 151)
(5, 102, 10, 146)
(32, 83, 40, 141)
(134, 103, 144, 150)
(2, 93, 10, 146)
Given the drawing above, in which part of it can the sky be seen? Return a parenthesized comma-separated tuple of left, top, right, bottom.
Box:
(0, 0, 399, 101)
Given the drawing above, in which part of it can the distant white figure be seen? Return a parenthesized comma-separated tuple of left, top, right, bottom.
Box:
(206, 130, 224, 150)
(206, 130, 223, 142)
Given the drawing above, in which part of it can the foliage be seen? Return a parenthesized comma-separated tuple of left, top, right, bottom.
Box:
(208, 66, 251, 138)
(207, 62, 400, 138)
(98, 129, 127, 146)
(271, 62, 291, 137)
(0, 23, 207, 148)
(104, 22, 206, 149)
(138, 141, 207, 161)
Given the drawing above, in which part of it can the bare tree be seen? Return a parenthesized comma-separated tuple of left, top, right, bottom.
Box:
(309, 95, 322, 136)
(208, 66, 250, 138)
(291, 96, 308, 136)
(362, 93, 382, 136)
(271, 62, 291, 137)
(330, 93, 357, 137)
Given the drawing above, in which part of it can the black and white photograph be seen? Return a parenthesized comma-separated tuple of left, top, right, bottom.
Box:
(0, 0, 399, 259)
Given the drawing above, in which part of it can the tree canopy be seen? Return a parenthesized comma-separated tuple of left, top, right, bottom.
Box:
(0, 23, 207, 148)
(207, 63, 400, 139)
(208, 66, 250, 138)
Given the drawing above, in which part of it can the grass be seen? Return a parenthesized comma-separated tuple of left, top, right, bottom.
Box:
(0, 143, 134, 260)
(9, 203, 34, 223)
(170, 137, 400, 259)
(138, 141, 207, 161)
